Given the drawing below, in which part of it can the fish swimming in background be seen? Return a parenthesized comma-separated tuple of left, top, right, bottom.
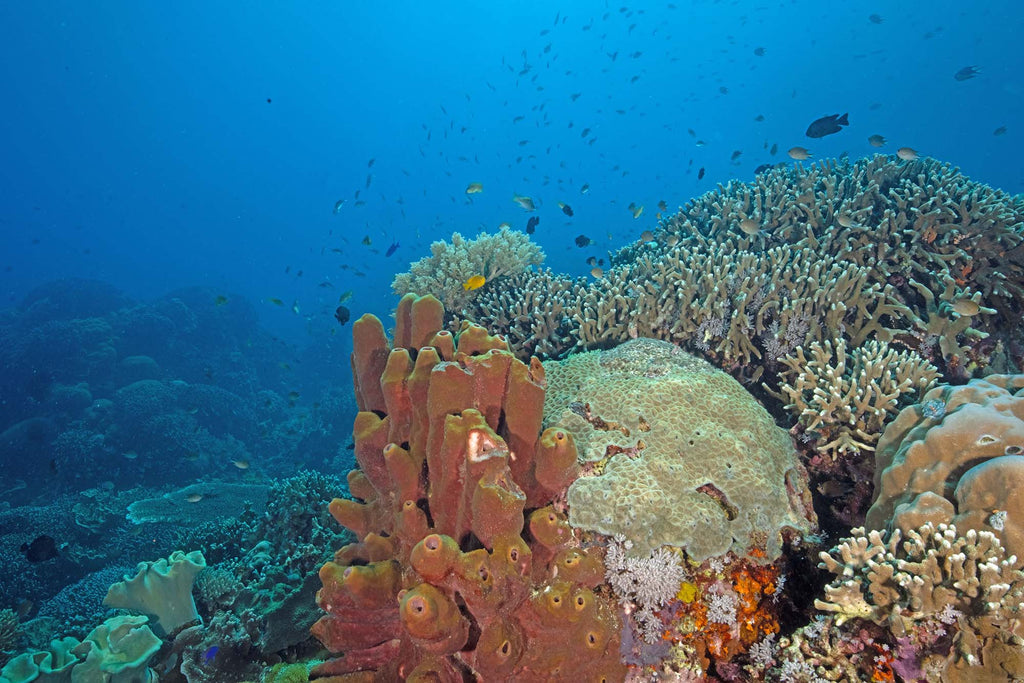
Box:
(526, 216, 539, 234)
(361, 235, 372, 246)
(267, 298, 284, 306)
(385, 241, 400, 257)
(214, 295, 229, 306)
(896, 147, 920, 161)
(788, 146, 812, 160)
(186, 493, 204, 503)
(334, 305, 351, 326)
(580, 183, 590, 194)
(513, 194, 536, 211)
(465, 182, 484, 194)
(463, 275, 486, 291)
(338, 290, 353, 304)
(867, 134, 887, 147)
(574, 234, 592, 247)
(805, 113, 849, 138)
(697, 167, 705, 180)
(332, 199, 346, 214)
(631, 204, 644, 219)
(954, 66, 980, 81)
(558, 202, 574, 216)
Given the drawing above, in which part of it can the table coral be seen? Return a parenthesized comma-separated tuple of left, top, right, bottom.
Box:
(544, 337, 815, 561)
(312, 294, 625, 681)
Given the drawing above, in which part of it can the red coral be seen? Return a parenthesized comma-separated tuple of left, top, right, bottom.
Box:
(312, 295, 625, 681)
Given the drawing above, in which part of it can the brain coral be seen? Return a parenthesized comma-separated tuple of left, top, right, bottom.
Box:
(866, 374, 1024, 564)
(545, 338, 814, 561)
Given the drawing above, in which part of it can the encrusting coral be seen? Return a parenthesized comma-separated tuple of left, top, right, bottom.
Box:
(768, 338, 939, 459)
(543, 337, 816, 561)
(312, 294, 626, 681)
(391, 226, 544, 312)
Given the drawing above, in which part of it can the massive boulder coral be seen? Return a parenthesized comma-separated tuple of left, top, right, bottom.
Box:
(543, 337, 815, 561)
(865, 374, 1024, 562)
(312, 294, 625, 681)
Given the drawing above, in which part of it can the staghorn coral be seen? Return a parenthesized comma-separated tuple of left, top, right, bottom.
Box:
(458, 156, 1024, 386)
(312, 294, 625, 681)
(815, 523, 1024, 680)
(545, 337, 815, 561)
(391, 226, 544, 312)
(866, 374, 1024, 562)
(768, 338, 939, 458)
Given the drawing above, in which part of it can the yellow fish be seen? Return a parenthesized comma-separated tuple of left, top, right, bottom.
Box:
(631, 204, 644, 219)
(463, 275, 486, 291)
(512, 194, 536, 211)
(466, 182, 484, 194)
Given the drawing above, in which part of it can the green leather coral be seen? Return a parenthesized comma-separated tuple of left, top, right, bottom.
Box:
(103, 550, 206, 636)
(71, 615, 160, 683)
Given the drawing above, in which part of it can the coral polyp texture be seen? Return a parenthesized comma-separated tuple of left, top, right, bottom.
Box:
(543, 337, 815, 561)
(866, 374, 1024, 562)
(312, 294, 626, 681)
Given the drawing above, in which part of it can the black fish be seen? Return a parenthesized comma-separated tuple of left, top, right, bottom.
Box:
(754, 163, 774, 175)
(560, 203, 574, 217)
(697, 167, 705, 180)
(20, 535, 58, 562)
(954, 66, 980, 81)
(805, 113, 849, 138)
(385, 241, 400, 257)
(574, 234, 592, 247)
(334, 305, 351, 326)
(526, 216, 540, 234)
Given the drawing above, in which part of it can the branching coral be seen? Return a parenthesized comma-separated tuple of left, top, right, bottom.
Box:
(815, 523, 1024, 679)
(391, 226, 544, 311)
(768, 339, 939, 458)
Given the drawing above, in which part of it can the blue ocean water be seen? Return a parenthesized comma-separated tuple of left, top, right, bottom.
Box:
(0, 1, 1021, 679)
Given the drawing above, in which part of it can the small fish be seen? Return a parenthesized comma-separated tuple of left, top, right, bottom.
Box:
(954, 65, 980, 81)
(868, 13, 883, 24)
(575, 234, 592, 247)
(769, 143, 778, 155)
(805, 113, 849, 138)
(465, 182, 484, 194)
(291, 301, 300, 315)
(184, 452, 200, 462)
(203, 646, 220, 664)
(214, 295, 229, 306)
(658, 200, 668, 212)
(361, 235, 372, 246)
(665, 235, 679, 247)
(993, 126, 1007, 136)
(739, 218, 761, 236)
(558, 202, 574, 216)
(498, 222, 511, 229)
(513, 194, 536, 211)
(730, 149, 742, 161)
(951, 299, 980, 316)
(868, 134, 887, 147)
(288, 391, 300, 402)
(338, 290, 353, 304)
(232, 459, 250, 470)
(267, 297, 284, 306)
(640, 230, 655, 243)
(836, 214, 855, 228)
(332, 199, 346, 214)
(586, 256, 598, 266)
(697, 167, 705, 180)
(580, 183, 590, 194)
(788, 146, 812, 160)
(753, 163, 773, 175)
(463, 275, 486, 291)
(186, 494, 204, 503)
(318, 280, 335, 289)
(335, 305, 351, 326)
(631, 204, 644, 219)
(526, 216, 540, 234)
(590, 267, 604, 278)
(896, 147, 919, 161)
(753, 46, 766, 56)
(123, 450, 138, 460)
(385, 241, 400, 257)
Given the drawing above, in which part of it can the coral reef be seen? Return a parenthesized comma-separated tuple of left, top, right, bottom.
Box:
(768, 338, 939, 458)
(391, 226, 544, 312)
(312, 294, 626, 680)
(459, 156, 1024, 386)
(866, 374, 1024, 562)
(544, 337, 815, 560)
